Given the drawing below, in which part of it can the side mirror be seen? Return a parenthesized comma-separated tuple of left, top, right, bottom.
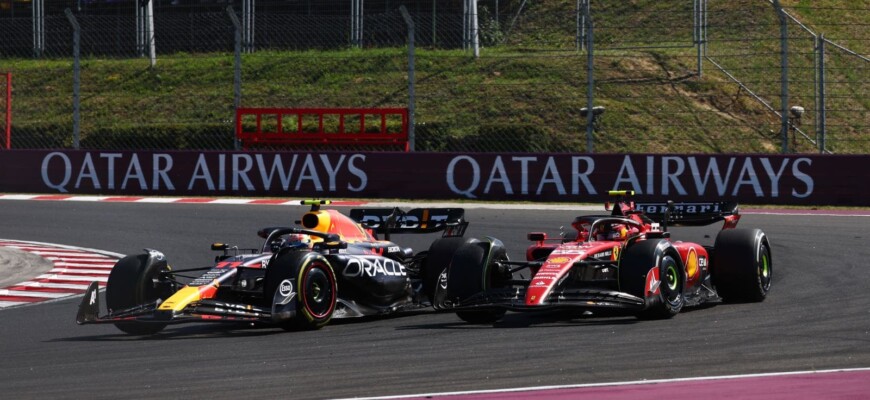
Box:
(528, 232, 548, 241)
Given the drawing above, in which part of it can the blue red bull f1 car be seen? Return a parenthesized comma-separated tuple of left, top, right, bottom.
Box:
(77, 200, 471, 335)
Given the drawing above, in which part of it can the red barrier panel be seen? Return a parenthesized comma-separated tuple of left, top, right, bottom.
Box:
(236, 108, 409, 151)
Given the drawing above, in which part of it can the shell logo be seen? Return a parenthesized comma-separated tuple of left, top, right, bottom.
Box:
(686, 247, 699, 280)
(611, 246, 620, 261)
(547, 257, 571, 264)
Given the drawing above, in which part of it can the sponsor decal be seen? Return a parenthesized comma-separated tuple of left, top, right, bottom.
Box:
(438, 270, 448, 289)
(277, 279, 296, 305)
(446, 155, 598, 198)
(38, 151, 368, 194)
(189, 268, 230, 286)
(686, 247, 699, 280)
(646, 267, 661, 296)
(342, 256, 407, 278)
(612, 246, 620, 261)
(552, 249, 586, 256)
(89, 289, 97, 305)
(147, 249, 165, 261)
(13, 150, 835, 204)
(356, 212, 453, 230)
(699, 256, 707, 268)
(638, 203, 725, 215)
(592, 250, 613, 259)
(547, 256, 571, 264)
(445, 154, 814, 200)
(535, 280, 546, 286)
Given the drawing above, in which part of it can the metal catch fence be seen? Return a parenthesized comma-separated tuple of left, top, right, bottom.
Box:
(0, 0, 866, 154)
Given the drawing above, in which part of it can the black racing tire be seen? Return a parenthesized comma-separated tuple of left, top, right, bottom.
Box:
(422, 237, 479, 307)
(265, 251, 337, 331)
(447, 239, 508, 324)
(619, 240, 685, 320)
(711, 228, 772, 303)
(106, 253, 174, 335)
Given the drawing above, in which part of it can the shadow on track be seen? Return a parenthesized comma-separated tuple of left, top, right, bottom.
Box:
(397, 311, 643, 331)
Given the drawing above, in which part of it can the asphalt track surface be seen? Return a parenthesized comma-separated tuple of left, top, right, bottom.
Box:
(0, 200, 868, 399)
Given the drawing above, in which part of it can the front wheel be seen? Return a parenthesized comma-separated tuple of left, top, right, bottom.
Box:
(619, 240, 684, 320)
(294, 258, 337, 329)
(106, 252, 175, 335)
(265, 251, 337, 331)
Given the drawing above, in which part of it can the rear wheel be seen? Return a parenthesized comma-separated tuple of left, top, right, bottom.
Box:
(106, 253, 174, 335)
(619, 240, 684, 320)
(712, 229, 771, 303)
(422, 237, 478, 308)
(446, 239, 509, 324)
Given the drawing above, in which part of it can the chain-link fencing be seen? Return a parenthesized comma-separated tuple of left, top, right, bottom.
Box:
(0, 0, 867, 153)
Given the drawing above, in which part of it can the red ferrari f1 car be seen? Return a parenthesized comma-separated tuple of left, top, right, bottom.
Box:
(436, 191, 772, 323)
(77, 200, 471, 335)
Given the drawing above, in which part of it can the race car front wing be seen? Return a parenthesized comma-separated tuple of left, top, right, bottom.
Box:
(76, 282, 272, 326)
(449, 287, 646, 312)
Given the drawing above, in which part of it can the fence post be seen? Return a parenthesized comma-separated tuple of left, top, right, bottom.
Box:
(243, 0, 255, 53)
(771, 0, 789, 154)
(817, 35, 826, 154)
(695, 0, 705, 77)
(4, 73, 10, 150)
(136, 0, 157, 66)
(585, 7, 595, 153)
(352, 0, 364, 48)
(471, 0, 480, 58)
(399, 6, 416, 151)
(228, 6, 243, 150)
(65, 9, 81, 150)
(33, 0, 45, 57)
(576, 0, 587, 52)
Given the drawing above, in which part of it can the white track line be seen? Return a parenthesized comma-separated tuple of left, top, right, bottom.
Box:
(0, 290, 71, 299)
(339, 367, 870, 400)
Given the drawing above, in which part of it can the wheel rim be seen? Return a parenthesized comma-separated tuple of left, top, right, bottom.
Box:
(662, 257, 682, 306)
(665, 264, 679, 291)
(303, 264, 335, 318)
(759, 246, 772, 290)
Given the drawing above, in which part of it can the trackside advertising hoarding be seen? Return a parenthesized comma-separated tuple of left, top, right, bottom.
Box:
(0, 150, 866, 205)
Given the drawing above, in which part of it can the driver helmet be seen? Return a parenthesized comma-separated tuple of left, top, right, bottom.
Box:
(285, 234, 311, 249)
(271, 234, 311, 252)
(596, 223, 629, 241)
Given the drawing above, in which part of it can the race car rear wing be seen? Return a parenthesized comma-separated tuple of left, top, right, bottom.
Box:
(349, 207, 467, 239)
(635, 201, 740, 227)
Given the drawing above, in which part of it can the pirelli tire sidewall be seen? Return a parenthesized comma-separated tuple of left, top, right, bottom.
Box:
(266, 250, 337, 330)
(711, 228, 772, 303)
(105, 251, 173, 335)
(619, 239, 685, 320)
(295, 254, 338, 328)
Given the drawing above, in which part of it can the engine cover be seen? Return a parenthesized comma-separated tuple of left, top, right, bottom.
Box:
(328, 254, 411, 307)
